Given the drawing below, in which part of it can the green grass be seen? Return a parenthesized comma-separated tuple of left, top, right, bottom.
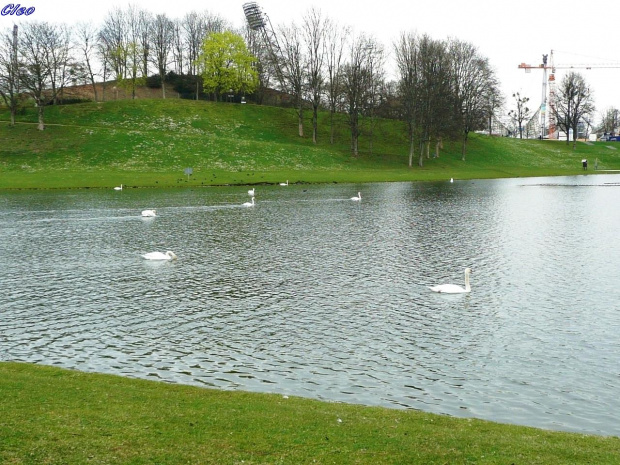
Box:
(2, 99, 620, 189)
(1, 362, 619, 464)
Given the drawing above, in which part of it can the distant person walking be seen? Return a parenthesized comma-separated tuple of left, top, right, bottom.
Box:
(582, 159, 588, 170)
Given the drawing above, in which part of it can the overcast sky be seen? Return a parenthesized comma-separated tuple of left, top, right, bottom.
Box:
(6, 0, 620, 120)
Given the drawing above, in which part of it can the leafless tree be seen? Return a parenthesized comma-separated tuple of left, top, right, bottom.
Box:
(449, 38, 498, 159)
(74, 22, 99, 101)
(0, 25, 20, 125)
(19, 21, 72, 129)
(363, 38, 385, 155)
(341, 33, 377, 157)
(125, 5, 145, 99)
(137, 9, 152, 78)
(43, 23, 72, 105)
(324, 18, 348, 144)
(553, 71, 595, 149)
(485, 84, 505, 136)
(278, 22, 306, 137)
(416, 35, 453, 166)
(150, 13, 174, 98)
(508, 92, 530, 139)
(99, 7, 128, 82)
(395, 32, 420, 167)
(302, 8, 326, 144)
(170, 19, 184, 75)
(598, 107, 620, 135)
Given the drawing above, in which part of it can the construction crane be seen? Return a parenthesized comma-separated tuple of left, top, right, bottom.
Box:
(518, 50, 620, 139)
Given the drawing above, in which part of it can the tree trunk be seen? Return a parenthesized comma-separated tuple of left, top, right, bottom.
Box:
(37, 104, 45, 131)
(408, 131, 415, 168)
(418, 141, 424, 167)
(298, 103, 304, 137)
(162, 80, 166, 99)
(461, 133, 468, 161)
(312, 104, 318, 144)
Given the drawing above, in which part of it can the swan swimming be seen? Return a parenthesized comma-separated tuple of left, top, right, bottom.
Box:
(248, 188, 255, 196)
(114, 184, 123, 191)
(429, 268, 472, 293)
(142, 251, 177, 260)
(243, 197, 255, 207)
(351, 192, 361, 201)
(280, 180, 289, 186)
(450, 178, 454, 183)
(141, 209, 157, 217)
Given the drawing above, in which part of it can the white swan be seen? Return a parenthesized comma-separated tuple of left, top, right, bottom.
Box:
(142, 251, 177, 260)
(114, 184, 123, 191)
(141, 209, 157, 217)
(450, 178, 454, 183)
(429, 268, 472, 293)
(280, 180, 289, 186)
(351, 192, 361, 201)
(243, 197, 255, 207)
(248, 188, 255, 196)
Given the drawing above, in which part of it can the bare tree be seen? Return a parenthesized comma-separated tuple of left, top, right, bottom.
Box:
(342, 34, 376, 157)
(74, 22, 99, 101)
(324, 18, 348, 144)
(485, 84, 505, 136)
(395, 32, 420, 167)
(170, 19, 184, 75)
(508, 92, 530, 139)
(19, 21, 71, 129)
(363, 38, 385, 155)
(137, 9, 152, 78)
(278, 22, 306, 137)
(416, 35, 453, 166)
(99, 7, 128, 84)
(302, 8, 326, 144)
(553, 71, 595, 149)
(43, 23, 72, 105)
(0, 25, 20, 125)
(449, 38, 498, 160)
(598, 107, 620, 135)
(150, 13, 174, 98)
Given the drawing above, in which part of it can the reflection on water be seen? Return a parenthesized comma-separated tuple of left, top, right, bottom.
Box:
(1, 176, 620, 437)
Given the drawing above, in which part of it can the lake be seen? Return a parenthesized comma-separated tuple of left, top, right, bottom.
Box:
(1, 175, 619, 437)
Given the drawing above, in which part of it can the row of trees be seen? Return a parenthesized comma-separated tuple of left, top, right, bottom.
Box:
(6, 5, 605, 162)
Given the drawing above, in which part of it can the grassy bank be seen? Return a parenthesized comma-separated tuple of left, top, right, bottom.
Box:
(1, 362, 619, 464)
(2, 99, 620, 189)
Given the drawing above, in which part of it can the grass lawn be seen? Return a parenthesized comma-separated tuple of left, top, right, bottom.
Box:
(1, 362, 619, 464)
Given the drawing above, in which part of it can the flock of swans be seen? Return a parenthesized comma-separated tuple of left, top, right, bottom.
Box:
(122, 180, 472, 291)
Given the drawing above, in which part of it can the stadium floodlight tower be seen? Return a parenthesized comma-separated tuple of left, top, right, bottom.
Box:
(242, 2, 288, 91)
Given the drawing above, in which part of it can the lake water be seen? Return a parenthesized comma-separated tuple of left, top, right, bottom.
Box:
(1, 176, 619, 437)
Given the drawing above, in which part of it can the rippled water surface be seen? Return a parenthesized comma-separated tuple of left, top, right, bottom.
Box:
(1, 176, 619, 437)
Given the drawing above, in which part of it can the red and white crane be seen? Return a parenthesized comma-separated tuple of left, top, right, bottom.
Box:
(518, 50, 620, 139)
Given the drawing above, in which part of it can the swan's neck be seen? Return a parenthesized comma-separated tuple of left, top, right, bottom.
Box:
(464, 272, 471, 291)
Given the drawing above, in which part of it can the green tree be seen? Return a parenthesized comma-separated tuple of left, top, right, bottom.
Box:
(196, 31, 257, 102)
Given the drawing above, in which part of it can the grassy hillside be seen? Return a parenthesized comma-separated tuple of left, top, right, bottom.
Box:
(1, 98, 620, 189)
